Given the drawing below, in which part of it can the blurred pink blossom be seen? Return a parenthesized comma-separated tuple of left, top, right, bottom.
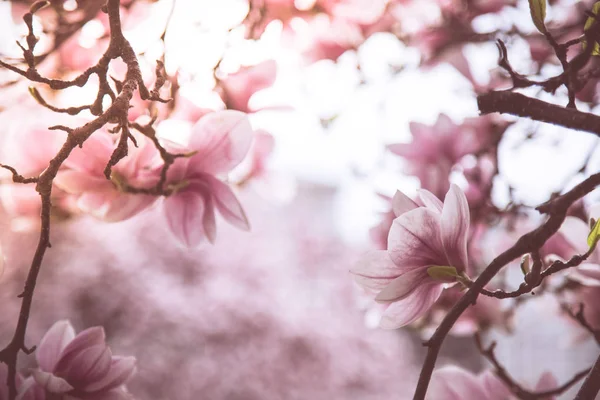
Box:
(351, 184, 470, 329)
(220, 60, 277, 113)
(0, 108, 68, 228)
(388, 114, 497, 198)
(20, 320, 136, 400)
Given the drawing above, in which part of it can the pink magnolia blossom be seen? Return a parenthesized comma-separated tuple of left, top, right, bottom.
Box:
(19, 320, 136, 400)
(160, 110, 253, 247)
(54, 131, 161, 222)
(220, 60, 277, 113)
(387, 114, 496, 198)
(351, 184, 470, 329)
(427, 366, 557, 400)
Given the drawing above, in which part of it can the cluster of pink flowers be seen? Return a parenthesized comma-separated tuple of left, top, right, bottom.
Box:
(0, 109, 259, 247)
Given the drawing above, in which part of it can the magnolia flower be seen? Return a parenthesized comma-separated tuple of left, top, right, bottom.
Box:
(20, 320, 136, 400)
(388, 115, 495, 199)
(161, 110, 253, 247)
(54, 131, 161, 222)
(220, 60, 277, 113)
(351, 184, 470, 329)
(427, 366, 557, 400)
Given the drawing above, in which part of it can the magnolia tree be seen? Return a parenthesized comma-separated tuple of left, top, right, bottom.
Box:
(2, 0, 600, 399)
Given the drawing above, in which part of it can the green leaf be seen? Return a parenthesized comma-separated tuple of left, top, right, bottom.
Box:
(584, 2, 600, 56)
(426, 265, 458, 282)
(528, 0, 547, 33)
(588, 218, 600, 249)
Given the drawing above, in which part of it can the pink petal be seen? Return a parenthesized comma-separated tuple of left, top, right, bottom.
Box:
(0, 185, 42, 217)
(203, 175, 249, 230)
(391, 190, 418, 217)
(479, 370, 512, 399)
(379, 282, 443, 329)
(16, 376, 45, 400)
(85, 356, 136, 392)
(64, 133, 114, 174)
(163, 189, 209, 247)
(559, 216, 591, 254)
(32, 370, 74, 393)
(441, 184, 470, 270)
(54, 327, 106, 373)
(535, 371, 558, 394)
(101, 193, 156, 222)
(351, 250, 401, 292)
(375, 268, 430, 303)
(36, 320, 76, 372)
(568, 263, 600, 286)
(418, 189, 443, 213)
(54, 170, 113, 195)
(188, 110, 253, 175)
(58, 344, 112, 388)
(388, 208, 445, 270)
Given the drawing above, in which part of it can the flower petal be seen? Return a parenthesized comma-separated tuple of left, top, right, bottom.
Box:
(535, 371, 558, 394)
(375, 269, 430, 303)
(441, 184, 470, 270)
(417, 189, 443, 213)
(188, 110, 253, 175)
(392, 190, 418, 217)
(54, 327, 106, 374)
(36, 320, 76, 372)
(351, 250, 400, 292)
(54, 170, 113, 195)
(203, 175, 249, 230)
(32, 370, 74, 393)
(59, 344, 112, 389)
(388, 208, 445, 269)
(163, 189, 208, 248)
(85, 356, 136, 392)
(559, 216, 591, 254)
(379, 282, 443, 329)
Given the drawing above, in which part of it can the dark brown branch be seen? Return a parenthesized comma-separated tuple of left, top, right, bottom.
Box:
(413, 173, 600, 400)
(478, 91, 600, 137)
(479, 248, 594, 299)
(0, 165, 38, 184)
(0, 1, 152, 399)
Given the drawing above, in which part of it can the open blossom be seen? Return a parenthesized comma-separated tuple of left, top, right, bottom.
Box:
(427, 366, 557, 400)
(387, 115, 495, 198)
(19, 320, 136, 400)
(351, 184, 470, 329)
(160, 110, 253, 247)
(54, 131, 161, 222)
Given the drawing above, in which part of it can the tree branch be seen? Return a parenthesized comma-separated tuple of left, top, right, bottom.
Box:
(413, 173, 600, 400)
(478, 91, 600, 137)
